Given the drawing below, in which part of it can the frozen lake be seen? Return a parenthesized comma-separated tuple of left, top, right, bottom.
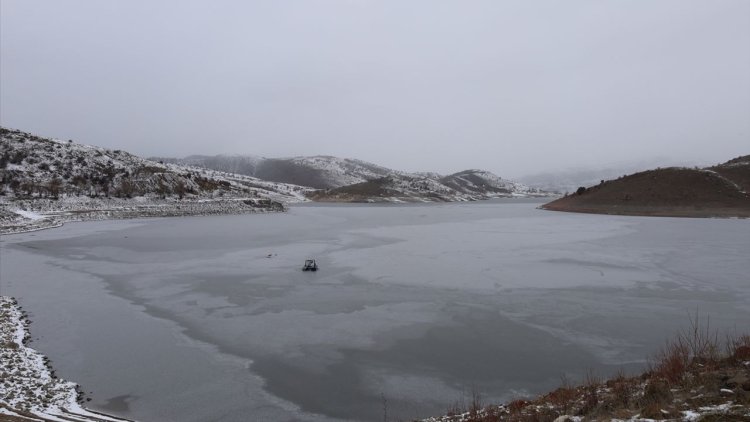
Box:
(2, 199, 749, 422)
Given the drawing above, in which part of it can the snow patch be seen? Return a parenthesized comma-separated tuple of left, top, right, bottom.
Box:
(13, 209, 46, 221)
(0, 296, 133, 421)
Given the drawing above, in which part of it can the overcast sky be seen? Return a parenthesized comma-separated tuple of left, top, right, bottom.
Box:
(1, 1, 749, 178)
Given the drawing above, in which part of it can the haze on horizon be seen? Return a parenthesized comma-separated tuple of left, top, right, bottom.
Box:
(1, 0, 749, 179)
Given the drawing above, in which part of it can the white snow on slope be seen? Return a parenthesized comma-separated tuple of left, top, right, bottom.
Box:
(0, 296, 133, 422)
(286, 155, 394, 188)
(13, 209, 46, 221)
(1, 127, 315, 233)
(0, 127, 310, 204)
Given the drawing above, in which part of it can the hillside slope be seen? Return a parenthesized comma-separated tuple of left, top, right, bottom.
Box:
(440, 170, 544, 197)
(160, 154, 394, 189)
(163, 155, 554, 202)
(162, 154, 264, 177)
(308, 170, 550, 202)
(307, 174, 459, 202)
(0, 128, 310, 233)
(541, 156, 750, 218)
(167, 155, 553, 202)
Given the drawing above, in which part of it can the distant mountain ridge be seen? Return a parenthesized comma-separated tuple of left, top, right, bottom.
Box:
(440, 169, 535, 196)
(157, 154, 393, 189)
(160, 154, 554, 202)
(308, 170, 550, 203)
(541, 155, 750, 218)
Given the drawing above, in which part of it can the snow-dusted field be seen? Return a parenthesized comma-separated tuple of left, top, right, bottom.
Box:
(2, 199, 749, 422)
(0, 196, 289, 234)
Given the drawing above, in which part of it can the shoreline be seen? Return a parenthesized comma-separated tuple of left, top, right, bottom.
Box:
(0, 296, 133, 422)
(4, 290, 748, 422)
(420, 336, 750, 422)
(0, 195, 556, 235)
(0, 204, 748, 419)
(2, 208, 749, 421)
(0, 196, 287, 235)
(540, 203, 750, 219)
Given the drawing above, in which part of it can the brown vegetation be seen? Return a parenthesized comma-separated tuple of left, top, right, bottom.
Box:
(423, 318, 750, 422)
(542, 156, 750, 218)
(308, 177, 400, 202)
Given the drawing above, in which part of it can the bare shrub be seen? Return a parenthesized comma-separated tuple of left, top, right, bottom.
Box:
(606, 370, 633, 408)
(546, 382, 577, 415)
(726, 334, 750, 361)
(652, 312, 721, 383)
(681, 312, 720, 363)
(641, 379, 672, 407)
(469, 387, 483, 417)
(508, 399, 529, 414)
(578, 371, 601, 415)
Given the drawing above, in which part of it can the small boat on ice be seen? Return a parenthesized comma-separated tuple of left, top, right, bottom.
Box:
(302, 259, 318, 271)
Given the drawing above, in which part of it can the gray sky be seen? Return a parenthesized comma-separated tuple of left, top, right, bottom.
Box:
(2, 0, 749, 178)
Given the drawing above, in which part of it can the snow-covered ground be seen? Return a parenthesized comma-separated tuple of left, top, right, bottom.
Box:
(286, 155, 395, 188)
(0, 196, 288, 234)
(1, 127, 314, 234)
(0, 296, 132, 422)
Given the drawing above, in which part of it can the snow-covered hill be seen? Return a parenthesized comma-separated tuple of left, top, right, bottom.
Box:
(278, 155, 394, 188)
(163, 154, 555, 202)
(158, 154, 265, 178)
(440, 169, 547, 197)
(160, 154, 394, 189)
(1, 128, 311, 202)
(309, 170, 551, 203)
(0, 128, 311, 233)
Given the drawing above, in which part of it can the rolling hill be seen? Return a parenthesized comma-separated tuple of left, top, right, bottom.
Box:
(162, 155, 553, 202)
(541, 156, 750, 218)
(308, 170, 550, 202)
(0, 127, 310, 232)
(158, 154, 394, 189)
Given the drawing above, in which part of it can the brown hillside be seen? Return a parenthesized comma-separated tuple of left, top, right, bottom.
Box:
(308, 178, 398, 202)
(542, 159, 750, 218)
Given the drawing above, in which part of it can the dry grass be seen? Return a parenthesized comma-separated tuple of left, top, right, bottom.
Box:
(422, 317, 750, 422)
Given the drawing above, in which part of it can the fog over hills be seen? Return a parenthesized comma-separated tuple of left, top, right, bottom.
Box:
(1, 127, 555, 233)
(157, 155, 393, 189)
(518, 157, 702, 194)
(158, 154, 553, 201)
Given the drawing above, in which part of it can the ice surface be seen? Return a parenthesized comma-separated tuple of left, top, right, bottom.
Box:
(2, 199, 749, 422)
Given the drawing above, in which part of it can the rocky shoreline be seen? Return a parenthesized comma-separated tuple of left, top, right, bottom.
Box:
(0, 296, 132, 422)
(0, 196, 286, 235)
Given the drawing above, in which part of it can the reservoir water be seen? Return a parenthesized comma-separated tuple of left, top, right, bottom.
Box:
(2, 199, 749, 421)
